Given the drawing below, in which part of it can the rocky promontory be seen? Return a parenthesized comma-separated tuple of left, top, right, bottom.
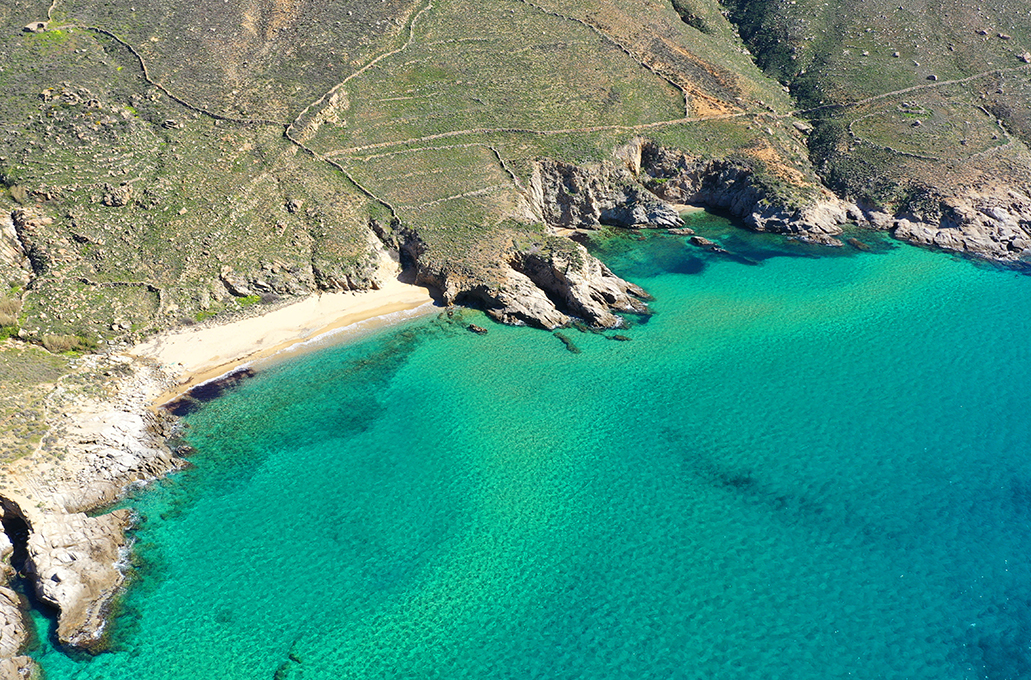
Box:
(0, 355, 183, 662)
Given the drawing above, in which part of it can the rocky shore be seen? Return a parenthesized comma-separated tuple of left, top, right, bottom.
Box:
(3, 134, 1031, 674)
(528, 137, 1031, 267)
(0, 355, 184, 676)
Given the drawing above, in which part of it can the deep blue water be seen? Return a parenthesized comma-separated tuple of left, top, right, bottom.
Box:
(28, 213, 1031, 678)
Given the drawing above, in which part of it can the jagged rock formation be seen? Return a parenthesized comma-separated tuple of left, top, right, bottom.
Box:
(629, 139, 859, 246)
(887, 190, 1031, 261)
(0, 356, 184, 653)
(528, 138, 1031, 264)
(0, 655, 38, 680)
(0, 214, 30, 284)
(478, 248, 649, 329)
(0, 586, 30, 658)
(402, 228, 648, 330)
(9, 209, 56, 278)
(0, 512, 39, 679)
(26, 508, 132, 650)
(531, 159, 683, 230)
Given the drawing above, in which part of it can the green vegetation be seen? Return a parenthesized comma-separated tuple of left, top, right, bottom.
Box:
(0, 342, 71, 462)
(41, 334, 88, 354)
(0, 0, 1028, 398)
(722, 0, 1031, 213)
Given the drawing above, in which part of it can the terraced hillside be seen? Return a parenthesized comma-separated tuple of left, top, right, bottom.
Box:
(725, 0, 1031, 255)
(0, 0, 836, 350)
(0, 0, 1029, 363)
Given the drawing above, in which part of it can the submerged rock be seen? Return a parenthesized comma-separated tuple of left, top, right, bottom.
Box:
(467, 324, 488, 335)
(689, 236, 726, 252)
(553, 332, 581, 353)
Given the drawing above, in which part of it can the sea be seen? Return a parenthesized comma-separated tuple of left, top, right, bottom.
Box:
(25, 210, 1031, 679)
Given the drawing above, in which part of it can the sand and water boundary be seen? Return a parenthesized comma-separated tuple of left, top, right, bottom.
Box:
(128, 258, 438, 407)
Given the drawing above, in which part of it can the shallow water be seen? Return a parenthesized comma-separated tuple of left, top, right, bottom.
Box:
(29, 214, 1031, 679)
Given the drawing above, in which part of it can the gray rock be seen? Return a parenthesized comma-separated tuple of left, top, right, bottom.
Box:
(0, 656, 39, 680)
(0, 588, 29, 659)
(219, 267, 253, 297)
(27, 509, 132, 650)
(0, 358, 185, 656)
(100, 185, 132, 208)
(0, 213, 29, 277)
(531, 159, 681, 230)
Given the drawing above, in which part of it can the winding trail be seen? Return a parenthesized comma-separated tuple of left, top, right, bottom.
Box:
(786, 63, 1031, 118)
(30, 4, 1031, 212)
(77, 25, 285, 127)
(285, 0, 436, 142)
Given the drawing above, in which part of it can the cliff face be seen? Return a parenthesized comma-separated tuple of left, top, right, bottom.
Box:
(529, 139, 861, 243)
(530, 160, 683, 230)
(530, 138, 1031, 265)
(401, 226, 648, 331)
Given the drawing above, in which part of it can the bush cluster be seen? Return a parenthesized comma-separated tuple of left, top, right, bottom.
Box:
(42, 334, 85, 353)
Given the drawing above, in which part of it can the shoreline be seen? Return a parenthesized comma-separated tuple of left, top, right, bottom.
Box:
(0, 262, 437, 666)
(128, 267, 437, 407)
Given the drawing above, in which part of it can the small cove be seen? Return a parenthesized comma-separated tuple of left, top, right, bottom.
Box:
(27, 212, 1031, 679)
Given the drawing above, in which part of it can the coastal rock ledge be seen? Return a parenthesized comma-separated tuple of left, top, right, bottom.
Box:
(0, 355, 184, 662)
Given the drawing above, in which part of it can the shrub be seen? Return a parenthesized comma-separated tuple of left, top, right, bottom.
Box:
(0, 298, 20, 316)
(42, 334, 84, 353)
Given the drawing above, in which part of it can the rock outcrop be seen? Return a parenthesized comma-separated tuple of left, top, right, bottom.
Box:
(524, 139, 861, 248)
(888, 190, 1031, 261)
(0, 512, 34, 678)
(9, 209, 54, 277)
(0, 214, 30, 281)
(0, 655, 38, 680)
(403, 228, 649, 330)
(508, 248, 648, 328)
(26, 509, 132, 650)
(629, 140, 858, 245)
(528, 139, 1031, 266)
(0, 587, 30, 660)
(0, 355, 184, 653)
(531, 159, 683, 230)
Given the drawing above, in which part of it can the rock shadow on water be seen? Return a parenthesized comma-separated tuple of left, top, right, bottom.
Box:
(164, 367, 258, 417)
(581, 229, 710, 280)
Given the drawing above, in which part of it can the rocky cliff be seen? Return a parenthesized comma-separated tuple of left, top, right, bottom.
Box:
(529, 138, 1031, 265)
(0, 355, 183, 657)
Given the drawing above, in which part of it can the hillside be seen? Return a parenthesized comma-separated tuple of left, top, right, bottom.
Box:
(724, 0, 1031, 254)
(0, 0, 1028, 450)
(0, 0, 1031, 669)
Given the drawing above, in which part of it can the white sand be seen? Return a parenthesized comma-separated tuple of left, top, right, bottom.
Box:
(127, 253, 436, 404)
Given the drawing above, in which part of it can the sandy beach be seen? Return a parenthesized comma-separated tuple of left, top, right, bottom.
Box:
(128, 254, 437, 406)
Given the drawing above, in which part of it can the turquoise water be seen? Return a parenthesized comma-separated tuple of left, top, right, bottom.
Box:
(28, 214, 1031, 678)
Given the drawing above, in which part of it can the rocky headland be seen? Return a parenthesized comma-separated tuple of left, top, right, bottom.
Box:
(0, 354, 183, 676)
